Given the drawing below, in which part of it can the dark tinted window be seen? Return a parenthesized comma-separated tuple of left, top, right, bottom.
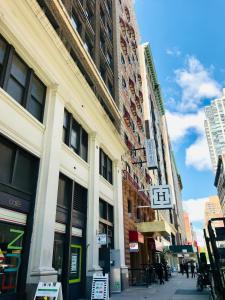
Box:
(63, 109, 88, 162)
(13, 150, 37, 193)
(71, 120, 80, 154)
(99, 199, 107, 220)
(0, 36, 46, 122)
(0, 139, 14, 183)
(0, 37, 7, 78)
(28, 75, 46, 121)
(99, 149, 113, 184)
(0, 134, 39, 195)
(81, 129, 88, 161)
(57, 174, 71, 208)
(6, 54, 28, 104)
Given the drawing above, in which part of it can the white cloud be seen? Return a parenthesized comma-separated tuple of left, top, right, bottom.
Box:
(185, 136, 211, 171)
(166, 47, 181, 57)
(166, 110, 204, 142)
(183, 197, 208, 223)
(175, 56, 222, 111)
(166, 110, 211, 171)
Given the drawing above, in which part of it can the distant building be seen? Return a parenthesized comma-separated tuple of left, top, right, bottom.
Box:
(183, 212, 193, 245)
(204, 89, 225, 172)
(204, 195, 223, 228)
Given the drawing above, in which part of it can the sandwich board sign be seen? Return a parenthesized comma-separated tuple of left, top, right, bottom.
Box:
(150, 185, 173, 209)
(91, 273, 109, 300)
(34, 282, 63, 300)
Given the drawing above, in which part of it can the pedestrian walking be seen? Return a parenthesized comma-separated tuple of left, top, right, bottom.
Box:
(184, 262, 189, 278)
(155, 262, 164, 285)
(180, 263, 184, 275)
(191, 263, 195, 278)
(163, 261, 168, 281)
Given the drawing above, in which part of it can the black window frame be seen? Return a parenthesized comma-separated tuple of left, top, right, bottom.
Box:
(63, 109, 88, 162)
(0, 35, 46, 123)
(99, 149, 113, 184)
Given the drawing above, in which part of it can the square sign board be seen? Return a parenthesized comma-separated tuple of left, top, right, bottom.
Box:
(150, 185, 173, 209)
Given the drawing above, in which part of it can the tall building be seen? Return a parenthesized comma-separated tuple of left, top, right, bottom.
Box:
(204, 195, 223, 228)
(0, 0, 126, 299)
(117, 1, 155, 272)
(204, 89, 225, 171)
(138, 42, 186, 266)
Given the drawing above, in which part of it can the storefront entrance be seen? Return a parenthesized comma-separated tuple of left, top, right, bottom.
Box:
(0, 134, 39, 300)
(53, 174, 87, 300)
(68, 237, 86, 300)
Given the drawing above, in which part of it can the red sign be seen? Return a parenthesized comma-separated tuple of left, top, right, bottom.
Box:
(129, 231, 144, 243)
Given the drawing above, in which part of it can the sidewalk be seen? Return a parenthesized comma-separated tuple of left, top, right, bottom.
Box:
(111, 273, 211, 300)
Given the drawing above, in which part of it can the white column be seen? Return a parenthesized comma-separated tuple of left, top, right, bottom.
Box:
(113, 160, 126, 267)
(86, 133, 101, 274)
(27, 86, 64, 283)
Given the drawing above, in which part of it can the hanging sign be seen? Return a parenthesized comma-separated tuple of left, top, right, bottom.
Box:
(97, 234, 107, 245)
(151, 185, 173, 209)
(91, 273, 109, 300)
(145, 139, 158, 170)
(34, 282, 63, 300)
(129, 242, 139, 253)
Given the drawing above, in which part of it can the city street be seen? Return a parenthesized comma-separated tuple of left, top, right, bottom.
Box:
(112, 273, 210, 300)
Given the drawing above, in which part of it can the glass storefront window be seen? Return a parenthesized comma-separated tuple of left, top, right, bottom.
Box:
(0, 222, 25, 295)
(52, 233, 65, 282)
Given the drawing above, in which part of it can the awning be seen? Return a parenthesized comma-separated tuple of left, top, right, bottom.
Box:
(169, 245, 195, 253)
(129, 230, 144, 243)
(136, 220, 177, 238)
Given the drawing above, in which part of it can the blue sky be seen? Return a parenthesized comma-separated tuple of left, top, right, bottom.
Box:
(135, 0, 225, 244)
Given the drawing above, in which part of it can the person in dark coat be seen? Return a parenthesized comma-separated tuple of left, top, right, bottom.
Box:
(180, 263, 184, 275)
(155, 262, 164, 284)
(191, 263, 195, 278)
(163, 261, 168, 281)
(184, 262, 189, 278)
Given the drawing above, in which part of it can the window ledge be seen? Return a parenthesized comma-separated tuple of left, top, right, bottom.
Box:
(0, 88, 45, 133)
(99, 174, 113, 188)
(61, 142, 89, 168)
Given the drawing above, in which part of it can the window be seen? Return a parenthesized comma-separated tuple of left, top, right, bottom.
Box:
(99, 199, 114, 248)
(6, 54, 28, 104)
(0, 135, 38, 195)
(106, 52, 112, 67)
(0, 37, 7, 80)
(28, 75, 46, 120)
(99, 149, 113, 184)
(128, 199, 132, 214)
(122, 77, 126, 88)
(121, 54, 125, 65)
(0, 35, 46, 122)
(0, 222, 25, 295)
(63, 109, 88, 162)
(71, 12, 81, 34)
(57, 173, 71, 208)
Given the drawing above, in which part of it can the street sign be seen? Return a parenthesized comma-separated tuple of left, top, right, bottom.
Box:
(97, 234, 107, 245)
(145, 139, 158, 170)
(151, 185, 173, 209)
(34, 282, 63, 300)
(91, 273, 109, 300)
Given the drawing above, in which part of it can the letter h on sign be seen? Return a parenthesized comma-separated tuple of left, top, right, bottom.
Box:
(151, 185, 173, 210)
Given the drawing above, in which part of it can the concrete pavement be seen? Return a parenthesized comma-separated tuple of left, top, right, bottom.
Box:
(111, 273, 211, 300)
